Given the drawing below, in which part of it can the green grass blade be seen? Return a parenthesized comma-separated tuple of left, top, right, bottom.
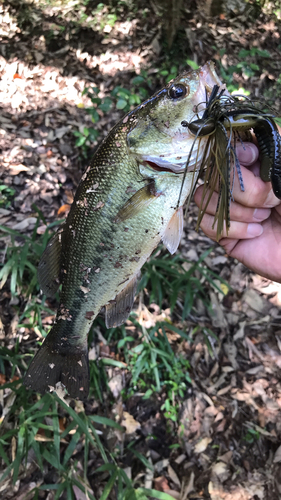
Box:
(128, 448, 154, 471)
(89, 415, 123, 431)
(0, 461, 14, 483)
(100, 358, 127, 368)
(62, 428, 81, 467)
(12, 426, 25, 483)
(100, 469, 118, 500)
(52, 400, 61, 463)
(0, 441, 10, 466)
(71, 478, 96, 500)
(54, 481, 66, 500)
(53, 394, 109, 464)
(136, 488, 176, 500)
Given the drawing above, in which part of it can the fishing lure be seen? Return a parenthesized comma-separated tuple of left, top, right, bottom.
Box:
(181, 85, 281, 239)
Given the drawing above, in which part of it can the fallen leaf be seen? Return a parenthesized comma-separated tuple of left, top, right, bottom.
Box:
(168, 465, 181, 488)
(211, 461, 229, 481)
(154, 476, 170, 492)
(182, 471, 195, 497)
(9, 163, 30, 175)
(53, 382, 69, 405)
(154, 458, 169, 473)
(274, 445, 281, 463)
(12, 217, 37, 231)
(59, 417, 66, 432)
(121, 411, 141, 434)
(242, 288, 268, 314)
(194, 437, 212, 454)
(165, 491, 181, 500)
(108, 374, 123, 399)
(218, 451, 233, 464)
(58, 204, 71, 215)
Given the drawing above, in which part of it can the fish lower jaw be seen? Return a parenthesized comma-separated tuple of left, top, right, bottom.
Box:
(138, 141, 208, 174)
(139, 158, 199, 175)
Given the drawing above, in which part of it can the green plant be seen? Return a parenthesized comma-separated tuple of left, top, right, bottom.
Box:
(120, 322, 191, 421)
(158, 64, 179, 82)
(139, 247, 227, 320)
(74, 78, 149, 156)
(0, 185, 16, 208)
(0, 385, 175, 500)
(215, 47, 271, 93)
(0, 211, 62, 297)
(244, 427, 260, 444)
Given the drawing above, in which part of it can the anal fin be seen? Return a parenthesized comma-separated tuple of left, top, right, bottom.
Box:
(162, 206, 183, 255)
(105, 276, 137, 328)
(38, 226, 64, 297)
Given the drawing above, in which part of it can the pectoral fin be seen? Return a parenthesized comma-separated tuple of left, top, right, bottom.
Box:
(162, 206, 184, 255)
(105, 275, 138, 328)
(38, 226, 64, 297)
(115, 182, 159, 223)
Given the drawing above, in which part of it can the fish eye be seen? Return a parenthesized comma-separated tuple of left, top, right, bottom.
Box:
(168, 84, 188, 99)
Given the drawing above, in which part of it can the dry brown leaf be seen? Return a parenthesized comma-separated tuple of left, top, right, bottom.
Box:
(53, 382, 69, 405)
(211, 461, 229, 482)
(216, 418, 227, 433)
(242, 288, 269, 314)
(209, 291, 227, 328)
(224, 342, 239, 369)
(181, 471, 195, 499)
(121, 411, 141, 434)
(12, 217, 37, 231)
(58, 204, 71, 215)
(194, 436, 212, 454)
(108, 374, 123, 399)
(154, 475, 170, 492)
(165, 491, 181, 500)
(218, 451, 233, 464)
(167, 465, 181, 488)
(273, 444, 281, 463)
(9, 163, 29, 175)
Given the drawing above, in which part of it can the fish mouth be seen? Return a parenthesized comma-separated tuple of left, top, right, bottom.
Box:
(138, 143, 208, 174)
(145, 161, 176, 173)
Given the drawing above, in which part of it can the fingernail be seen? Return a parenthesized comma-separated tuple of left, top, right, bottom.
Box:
(264, 189, 279, 207)
(236, 143, 259, 166)
(247, 223, 263, 237)
(253, 208, 271, 221)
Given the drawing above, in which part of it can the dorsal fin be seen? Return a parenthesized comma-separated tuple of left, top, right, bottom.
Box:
(105, 275, 138, 328)
(38, 226, 64, 297)
(162, 206, 183, 255)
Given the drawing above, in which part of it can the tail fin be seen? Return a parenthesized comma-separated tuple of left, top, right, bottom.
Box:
(23, 339, 89, 400)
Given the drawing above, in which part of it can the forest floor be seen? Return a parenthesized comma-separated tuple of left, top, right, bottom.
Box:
(1, 1, 281, 499)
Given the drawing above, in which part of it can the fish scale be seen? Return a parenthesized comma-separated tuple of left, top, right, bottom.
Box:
(24, 62, 223, 399)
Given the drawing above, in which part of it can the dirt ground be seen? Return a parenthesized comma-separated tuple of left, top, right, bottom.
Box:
(1, 1, 281, 498)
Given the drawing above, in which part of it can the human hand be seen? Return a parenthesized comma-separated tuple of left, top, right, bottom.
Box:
(194, 142, 281, 282)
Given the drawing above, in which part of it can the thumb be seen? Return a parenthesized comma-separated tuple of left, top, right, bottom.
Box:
(235, 142, 259, 166)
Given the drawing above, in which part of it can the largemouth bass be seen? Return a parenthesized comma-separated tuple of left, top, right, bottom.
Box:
(24, 62, 223, 399)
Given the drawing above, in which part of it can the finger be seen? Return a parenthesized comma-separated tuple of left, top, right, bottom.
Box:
(199, 213, 263, 241)
(231, 165, 279, 208)
(194, 185, 271, 223)
(235, 142, 259, 166)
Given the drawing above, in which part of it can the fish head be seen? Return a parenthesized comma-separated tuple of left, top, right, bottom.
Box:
(127, 61, 225, 173)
